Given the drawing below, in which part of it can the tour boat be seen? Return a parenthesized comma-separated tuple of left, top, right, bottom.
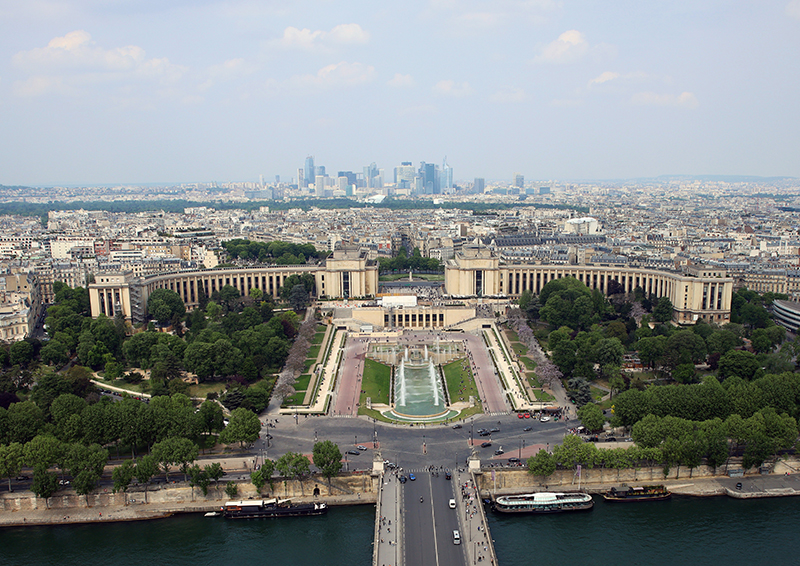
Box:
(222, 499, 327, 519)
(602, 485, 671, 502)
(493, 492, 594, 514)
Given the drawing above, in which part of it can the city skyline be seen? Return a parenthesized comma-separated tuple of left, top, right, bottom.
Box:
(0, 1, 798, 186)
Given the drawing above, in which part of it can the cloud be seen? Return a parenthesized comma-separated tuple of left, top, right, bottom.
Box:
(534, 30, 589, 64)
(631, 91, 699, 109)
(490, 86, 525, 103)
(433, 80, 472, 97)
(277, 23, 369, 51)
(288, 61, 376, 89)
(588, 71, 620, 86)
(11, 30, 186, 96)
(388, 73, 415, 88)
(199, 58, 254, 91)
(13, 30, 145, 71)
(787, 0, 800, 20)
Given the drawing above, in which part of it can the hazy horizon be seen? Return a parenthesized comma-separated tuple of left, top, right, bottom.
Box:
(1, 1, 799, 186)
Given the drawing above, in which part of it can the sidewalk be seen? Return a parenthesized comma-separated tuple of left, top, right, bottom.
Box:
(374, 472, 402, 566)
(455, 469, 498, 566)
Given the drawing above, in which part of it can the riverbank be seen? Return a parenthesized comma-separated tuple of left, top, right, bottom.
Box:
(0, 491, 373, 528)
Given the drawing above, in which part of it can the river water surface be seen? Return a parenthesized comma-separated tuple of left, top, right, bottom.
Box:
(1, 496, 798, 565)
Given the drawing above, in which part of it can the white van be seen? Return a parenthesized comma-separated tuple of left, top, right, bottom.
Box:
(453, 530, 461, 545)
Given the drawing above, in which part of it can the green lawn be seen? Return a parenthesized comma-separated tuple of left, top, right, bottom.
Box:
(505, 329, 520, 343)
(534, 389, 556, 402)
(360, 358, 391, 404)
(520, 356, 537, 371)
(186, 382, 227, 398)
(443, 359, 479, 404)
(281, 391, 305, 406)
(312, 330, 327, 345)
(590, 386, 606, 402)
(307, 345, 321, 360)
(527, 372, 543, 388)
(294, 373, 312, 391)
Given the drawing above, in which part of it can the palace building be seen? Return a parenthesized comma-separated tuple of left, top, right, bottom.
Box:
(89, 246, 733, 326)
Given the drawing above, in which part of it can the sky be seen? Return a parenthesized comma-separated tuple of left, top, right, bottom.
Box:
(0, 0, 799, 186)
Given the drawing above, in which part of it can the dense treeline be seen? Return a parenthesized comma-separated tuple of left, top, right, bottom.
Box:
(0, 197, 588, 218)
(378, 246, 441, 273)
(221, 239, 326, 265)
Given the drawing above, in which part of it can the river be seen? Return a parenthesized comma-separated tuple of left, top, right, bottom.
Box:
(1, 496, 798, 565)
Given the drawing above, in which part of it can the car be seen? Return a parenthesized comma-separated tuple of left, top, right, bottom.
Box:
(449, 498, 457, 509)
(357, 445, 367, 451)
(385, 462, 397, 469)
(508, 457, 521, 464)
(59, 479, 70, 485)
(540, 416, 551, 422)
(346, 449, 360, 456)
(517, 413, 524, 419)
(481, 441, 492, 448)
(494, 448, 505, 455)
(490, 427, 500, 433)
(477, 428, 488, 434)
(736, 482, 743, 490)
(452, 424, 463, 429)
(479, 430, 491, 436)
(445, 471, 452, 480)
(409, 473, 416, 481)
(399, 475, 407, 484)
(604, 437, 617, 442)
(524, 413, 531, 419)
(523, 426, 533, 431)
(15, 475, 29, 481)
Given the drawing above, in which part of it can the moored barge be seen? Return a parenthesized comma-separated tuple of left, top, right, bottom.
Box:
(222, 498, 327, 519)
(494, 492, 594, 514)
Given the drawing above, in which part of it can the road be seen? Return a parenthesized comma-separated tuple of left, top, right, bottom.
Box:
(402, 471, 463, 566)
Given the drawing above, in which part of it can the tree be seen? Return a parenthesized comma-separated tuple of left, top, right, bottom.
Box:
(251, 468, 266, 493)
(312, 440, 343, 486)
(718, 350, 760, 381)
(527, 449, 556, 479)
(23, 434, 62, 471)
(0, 442, 24, 491)
(31, 464, 58, 507)
(219, 407, 261, 447)
(205, 462, 226, 492)
(277, 451, 310, 482)
(147, 288, 186, 326)
(673, 363, 697, 384)
(225, 480, 239, 499)
(112, 459, 136, 504)
(68, 443, 109, 502)
(652, 296, 674, 323)
(188, 464, 211, 498)
(9, 340, 34, 367)
(151, 437, 199, 482)
(288, 284, 310, 312)
(577, 403, 605, 432)
(197, 400, 225, 437)
(135, 455, 158, 503)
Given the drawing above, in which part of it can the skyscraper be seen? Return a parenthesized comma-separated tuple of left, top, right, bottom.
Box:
(440, 157, 453, 193)
(514, 173, 524, 188)
(394, 162, 415, 188)
(304, 155, 315, 188)
(474, 178, 485, 193)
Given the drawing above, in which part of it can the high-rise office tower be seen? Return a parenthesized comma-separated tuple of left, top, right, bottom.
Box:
(297, 168, 304, 188)
(315, 175, 326, 197)
(304, 156, 315, 188)
(514, 173, 524, 188)
(474, 178, 485, 193)
(394, 162, 415, 188)
(440, 157, 453, 193)
(419, 162, 439, 194)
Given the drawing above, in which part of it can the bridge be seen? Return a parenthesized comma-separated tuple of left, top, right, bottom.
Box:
(374, 465, 498, 566)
